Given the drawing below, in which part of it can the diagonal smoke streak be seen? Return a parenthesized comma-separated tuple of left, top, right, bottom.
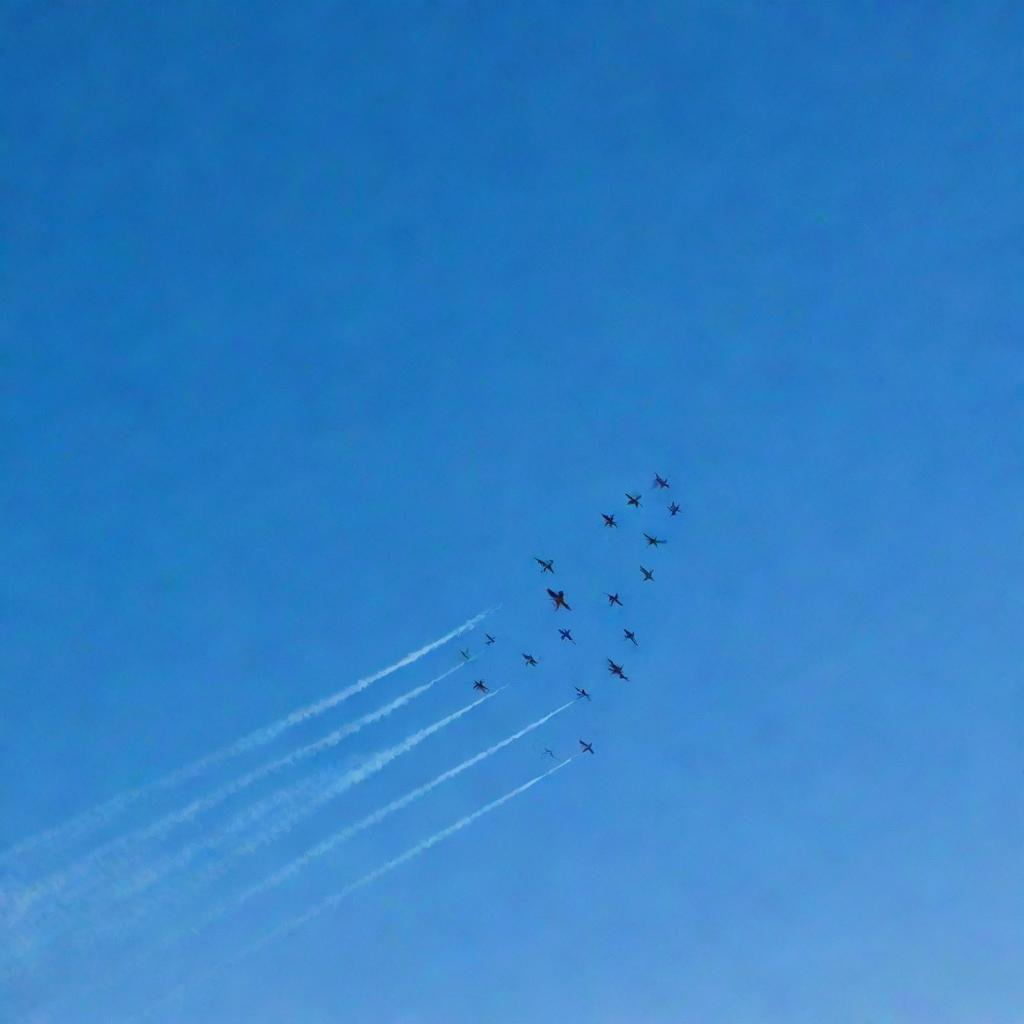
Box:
(0, 609, 492, 875)
(138, 758, 573, 1022)
(183, 700, 577, 941)
(9, 663, 468, 927)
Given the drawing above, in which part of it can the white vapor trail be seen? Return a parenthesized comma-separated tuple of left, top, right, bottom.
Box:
(141, 758, 573, 1021)
(9, 663, 467, 926)
(192, 686, 507, 885)
(0, 609, 491, 874)
(186, 700, 577, 938)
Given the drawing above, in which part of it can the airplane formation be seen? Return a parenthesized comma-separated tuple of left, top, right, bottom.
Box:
(464, 473, 678, 761)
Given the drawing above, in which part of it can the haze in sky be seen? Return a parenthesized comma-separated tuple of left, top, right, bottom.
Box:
(2, 3, 1022, 1022)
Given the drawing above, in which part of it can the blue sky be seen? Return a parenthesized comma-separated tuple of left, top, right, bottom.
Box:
(2, 2, 1022, 1021)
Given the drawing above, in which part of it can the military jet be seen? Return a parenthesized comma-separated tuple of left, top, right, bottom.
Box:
(522, 653, 539, 667)
(543, 748, 557, 760)
(485, 633, 496, 645)
(640, 566, 655, 582)
(668, 502, 681, 516)
(644, 533, 666, 547)
(626, 493, 642, 508)
(559, 628, 576, 644)
(653, 474, 670, 489)
(460, 649, 471, 660)
(623, 628, 638, 646)
(606, 592, 623, 607)
(607, 659, 630, 681)
(575, 687, 592, 701)
(579, 740, 595, 755)
(473, 680, 490, 693)
(547, 588, 572, 611)
(535, 557, 555, 574)
(602, 513, 618, 528)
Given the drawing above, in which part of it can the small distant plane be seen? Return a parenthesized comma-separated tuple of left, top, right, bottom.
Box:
(607, 659, 629, 681)
(535, 557, 555, 574)
(668, 502, 681, 516)
(626, 493, 642, 508)
(485, 633, 496, 645)
(644, 533, 666, 547)
(543, 748, 557, 760)
(473, 680, 489, 693)
(522, 653, 538, 667)
(602, 513, 618, 528)
(579, 740, 594, 755)
(559, 628, 576, 644)
(623, 628, 638, 646)
(460, 649, 471, 660)
(548, 588, 571, 611)
(606, 592, 623, 607)
(653, 474, 670, 489)
(640, 566, 655, 582)
(575, 687, 591, 701)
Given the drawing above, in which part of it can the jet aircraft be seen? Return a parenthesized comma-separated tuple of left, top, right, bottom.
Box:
(485, 633, 496, 645)
(522, 653, 539, 667)
(535, 557, 555, 573)
(559, 628, 576, 644)
(460, 649, 471, 660)
(473, 680, 489, 693)
(607, 659, 630, 680)
(548, 588, 571, 611)
(640, 566, 655, 582)
(575, 687, 591, 701)
(653, 474, 670, 489)
(644, 533, 666, 547)
(579, 740, 595, 755)
(606, 592, 623, 607)
(668, 502, 681, 516)
(626, 493, 642, 508)
(602, 513, 618, 528)
(543, 748, 557, 760)
(623, 628, 638, 646)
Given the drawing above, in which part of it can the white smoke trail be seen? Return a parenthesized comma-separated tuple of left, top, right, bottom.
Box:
(192, 686, 507, 885)
(137, 758, 573, 1022)
(8, 664, 468, 927)
(184, 700, 577, 939)
(0, 609, 492, 874)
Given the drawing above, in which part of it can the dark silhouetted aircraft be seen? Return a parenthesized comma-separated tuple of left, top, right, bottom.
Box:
(559, 628, 576, 644)
(473, 680, 489, 693)
(522, 653, 538, 667)
(535, 557, 555, 573)
(543, 748, 557, 760)
(548, 588, 571, 611)
(460, 649, 471, 660)
(626, 493, 642, 508)
(602, 513, 618, 528)
(579, 740, 594, 755)
(624, 628, 638, 646)
(640, 566, 654, 582)
(668, 502, 681, 516)
(653, 474, 670, 489)
(485, 633, 496, 645)
(644, 533, 666, 547)
(575, 687, 591, 701)
(607, 659, 629, 681)
(606, 592, 623, 607)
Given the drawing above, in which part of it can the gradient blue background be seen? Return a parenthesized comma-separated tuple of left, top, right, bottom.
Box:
(2, 2, 1022, 1022)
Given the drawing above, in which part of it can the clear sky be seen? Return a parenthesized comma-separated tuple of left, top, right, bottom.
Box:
(2, 2, 1022, 1022)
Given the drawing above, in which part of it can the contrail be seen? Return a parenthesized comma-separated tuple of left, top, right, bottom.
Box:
(136, 758, 573, 1022)
(13, 664, 466, 927)
(191, 686, 507, 884)
(0, 609, 492, 874)
(183, 700, 577, 939)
